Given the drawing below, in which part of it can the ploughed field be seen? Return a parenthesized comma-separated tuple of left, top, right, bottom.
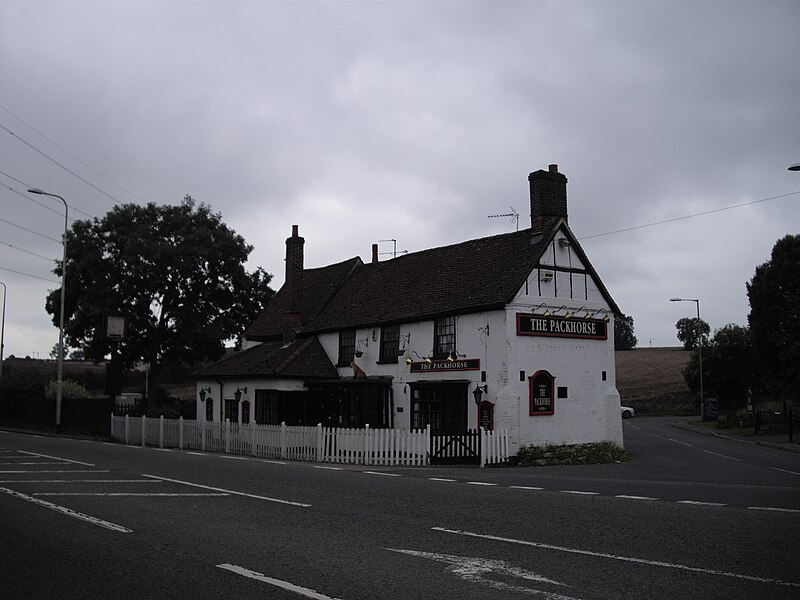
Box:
(615, 347, 694, 415)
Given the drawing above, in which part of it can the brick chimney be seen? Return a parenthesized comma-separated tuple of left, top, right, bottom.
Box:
(529, 164, 568, 232)
(371, 243, 379, 264)
(283, 225, 304, 343)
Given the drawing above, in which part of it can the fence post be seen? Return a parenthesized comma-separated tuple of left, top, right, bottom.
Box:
(178, 416, 184, 450)
(364, 424, 370, 466)
(479, 427, 486, 468)
(124, 414, 129, 445)
(316, 423, 323, 462)
(281, 422, 287, 459)
(425, 424, 431, 467)
(251, 421, 257, 457)
(225, 419, 231, 454)
(141, 415, 146, 447)
(159, 415, 164, 448)
(201, 419, 206, 451)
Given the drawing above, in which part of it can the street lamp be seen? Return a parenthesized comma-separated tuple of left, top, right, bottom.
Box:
(0, 281, 6, 389)
(670, 297, 705, 420)
(28, 188, 68, 433)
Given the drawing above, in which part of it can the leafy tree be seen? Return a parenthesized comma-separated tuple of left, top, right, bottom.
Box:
(747, 234, 800, 402)
(45, 196, 274, 401)
(683, 324, 753, 412)
(675, 317, 710, 350)
(614, 313, 637, 351)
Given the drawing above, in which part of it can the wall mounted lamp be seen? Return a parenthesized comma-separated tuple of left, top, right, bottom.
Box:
(558, 238, 571, 247)
(234, 386, 248, 402)
(406, 351, 429, 365)
(397, 333, 411, 356)
(198, 387, 212, 403)
(447, 350, 466, 362)
(472, 384, 488, 405)
(534, 303, 551, 317)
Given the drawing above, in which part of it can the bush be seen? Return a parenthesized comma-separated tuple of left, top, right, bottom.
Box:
(516, 441, 633, 467)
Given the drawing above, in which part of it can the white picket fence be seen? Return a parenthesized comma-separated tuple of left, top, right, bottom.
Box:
(110, 415, 509, 467)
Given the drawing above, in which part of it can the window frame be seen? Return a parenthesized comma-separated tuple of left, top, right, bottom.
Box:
(433, 316, 456, 359)
(378, 324, 401, 363)
(337, 329, 356, 367)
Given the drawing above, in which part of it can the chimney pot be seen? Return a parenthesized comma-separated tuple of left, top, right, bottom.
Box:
(372, 243, 379, 264)
(291, 224, 299, 237)
(548, 164, 559, 173)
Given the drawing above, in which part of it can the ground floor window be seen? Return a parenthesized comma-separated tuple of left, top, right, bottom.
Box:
(224, 399, 238, 423)
(307, 381, 392, 428)
(410, 383, 467, 431)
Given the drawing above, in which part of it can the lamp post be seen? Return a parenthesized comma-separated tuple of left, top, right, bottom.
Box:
(28, 188, 68, 433)
(670, 297, 705, 420)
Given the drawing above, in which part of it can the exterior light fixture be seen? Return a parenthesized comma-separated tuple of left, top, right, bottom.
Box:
(234, 386, 247, 402)
(198, 387, 212, 402)
(558, 238, 571, 247)
(405, 357, 413, 365)
(472, 384, 488, 405)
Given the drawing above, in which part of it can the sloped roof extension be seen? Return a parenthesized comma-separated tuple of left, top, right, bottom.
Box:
(192, 336, 338, 379)
(242, 257, 362, 341)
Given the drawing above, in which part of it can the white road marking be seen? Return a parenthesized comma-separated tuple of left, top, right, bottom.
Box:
(220, 455, 247, 460)
(748, 506, 800, 514)
(218, 564, 344, 600)
(677, 500, 727, 507)
(0, 469, 110, 474)
(0, 486, 132, 533)
(385, 548, 579, 600)
(433, 527, 800, 587)
(702, 449, 742, 462)
(186, 452, 206, 456)
(0, 462, 74, 465)
(429, 477, 457, 482)
(262, 460, 287, 465)
(33, 492, 229, 497)
(509, 486, 545, 491)
(466, 481, 498, 486)
(667, 438, 692, 447)
(631, 425, 641, 430)
(772, 467, 800, 476)
(313, 466, 342, 471)
(0, 479, 160, 483)
(152, 448, 172, 452)
(363, 471, 401, 477)
(141, 474, 311, 507)
(18, 451, 95, 466)
(559, 490, 598, 495)
(615, 495, 657, 501)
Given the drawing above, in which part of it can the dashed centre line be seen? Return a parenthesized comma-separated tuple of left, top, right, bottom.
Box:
(466, 481, 497, 486)
(141, 473, 311, 507)
(616, 495, 657, 501)
(702, 449, 742, 462)
(772, 467, 800, 476)
(560, 490, 599, 495)
(363, 471, 401, 477)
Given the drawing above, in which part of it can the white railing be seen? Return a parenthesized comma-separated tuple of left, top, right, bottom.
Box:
(109, 415, 510, 467)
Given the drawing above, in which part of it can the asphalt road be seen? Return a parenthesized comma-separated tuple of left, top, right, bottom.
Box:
(1, 417, 798, 600)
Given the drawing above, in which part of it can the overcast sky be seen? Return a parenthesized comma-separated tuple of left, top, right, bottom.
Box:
(1, 0, 798, 360)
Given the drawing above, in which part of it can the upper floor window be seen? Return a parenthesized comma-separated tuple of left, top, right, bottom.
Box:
(434, 316, 456, 358)
(379, 324, 401, 363)
(338, 329, 356, 366)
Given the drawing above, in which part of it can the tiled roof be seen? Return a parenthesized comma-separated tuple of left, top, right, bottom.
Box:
(192, 337, 338, 379)
(242, 257, 361, 341)
(304, 220, 563, 332)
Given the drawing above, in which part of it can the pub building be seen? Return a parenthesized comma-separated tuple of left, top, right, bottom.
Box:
(193, 165, 624, 452)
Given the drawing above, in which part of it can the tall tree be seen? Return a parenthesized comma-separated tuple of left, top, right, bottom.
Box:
(747, 234, 800, 402)
(675, 317, 710, 350)
(683, 324, 753, 412)
(45, 196, 274, 400)
(614, 313, 638, 351)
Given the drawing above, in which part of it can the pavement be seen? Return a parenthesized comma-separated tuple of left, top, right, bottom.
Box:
(671, 417, 800, 453)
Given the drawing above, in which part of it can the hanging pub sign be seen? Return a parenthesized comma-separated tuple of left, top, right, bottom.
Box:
(517, 312, 607, 340)
(529, 370, 555, 416)
(409, 358, 480, 373)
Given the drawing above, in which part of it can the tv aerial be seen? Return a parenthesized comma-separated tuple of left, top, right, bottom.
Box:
(488, 207, 519, 231)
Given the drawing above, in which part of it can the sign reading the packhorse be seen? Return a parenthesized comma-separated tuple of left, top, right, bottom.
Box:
(517, 313, 608, 340)
(409, 358, 480, 373)
(529, 370, 555, 416)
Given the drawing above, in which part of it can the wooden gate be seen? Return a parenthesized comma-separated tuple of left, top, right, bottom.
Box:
(430, 429, 481, 465)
